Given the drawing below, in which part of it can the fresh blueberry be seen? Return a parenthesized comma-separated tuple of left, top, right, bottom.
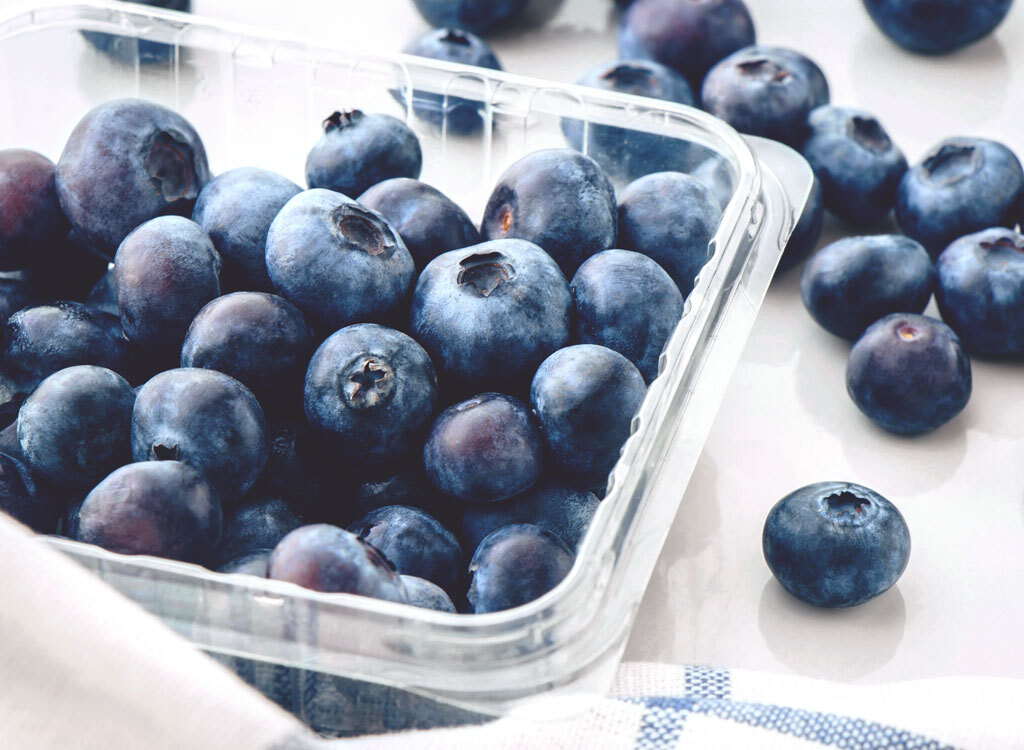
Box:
(410, 239, 571, 393)
(763, 481, 910, 608)
(0, 278, 37, 325)
(778, 176, 825, 273)
(266, 190, 415, 331)
(219, 497, 304, 566)
(351, 464, 456, 531)
(467, 524, 574, 613)
(191, 167, 302, 293)
(267, 524, 407, 601)
(304, 324, 437, 465)
(801, 235, 936, 341)
(936, 228, 1024, 356)
(690, 156, 734, 211)
(896, 137, 1024, 257)
(410, 0, 530, 34)
(400, 575, 456, 612)
(0, 450, 57, 533)
(863, 0, 1013, 54)
(218, 550, 271, 577)
(56, 98, 210, 258)
(358, 178, 480, 272)
(424, 393, 543, 503)
(131, 368, 269, 503)
(745, 46, 830, 108)
(86, 269, 118, 317)
(0, 150, 70, 271)
(847, 313, 971, 435)
(617, 171, 721, 297)
(76, 460, 222, 564)
(481, 149, 617, 277)
(82, 0, 192, 64)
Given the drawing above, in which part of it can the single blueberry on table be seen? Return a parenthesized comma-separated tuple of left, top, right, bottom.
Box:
(218, 550, 271, 577)
(219, 497, 304, 566)
(467, 524, 574, 613)
(400, 575, 456, 613)
(0, 278, 37, 325)
(777, 176, 825, 274)
(863, 0, 1013, 54)
(0, 150, 70, 271)
(410, 0, 530, 35)
(801, 235, 935, 341)
(85, 269, 118, 317)
(763, 481, 911, 608)
(0, 450, 57, 533)
(847, 313, 971, 435)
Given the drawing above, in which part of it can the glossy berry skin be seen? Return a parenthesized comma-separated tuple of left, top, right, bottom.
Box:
(266, 190, 415, 331)
(744, 46, 829, 109)
(410, 239, 571, 393)
(191, 167, 301, 292)
(267, 524, 407, 602)
(847, 313, 971, 435)
(0, 150, 70, 271)
(410, 0, 529, 35)
(531, 345, 646, 488)
(571, 249, 684, 383)
(358, 178, 480, 272)
(305, 111, 422, 198)
(219, 497, 304, 566)
(467, 524, 574, 613)
(0, 450, 56, 533)
(936, 228, 1024, 356)
(115, 216, 221, 359)
(349, 505, 465, 601)
(617, 172, 722, 297)
(17, 366, 134, 488)
(763, 481, 910, 608)
(0, 279, 37, 325)
(55, 98, 210, 258)
(896, 137, 1024, 257)
(131, 368, 269, 503)
(400, 575, 456, 613)
(76, 461, 222, 565)
(218, 550, 271, 577)
(801, 235, 935, 341)
(424, 393, 543, 503)
(481, 149, 617, 277)
(304, 324, 437, 464)
(777, 176, 825, 274)
(863, 0, 1013, 54)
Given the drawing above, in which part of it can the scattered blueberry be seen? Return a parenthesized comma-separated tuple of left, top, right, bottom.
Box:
(467, 524, 574, 613)
(218, 550, 271, 577)
(0, 450, 56, 533)
(400, 575, 456, 612)
(778, 176, 825, 274)
(863, 0, 1014, 54)
(0, 150, 70, 271)
(219, 497, 304, 566)
(410, 0, 530, 35)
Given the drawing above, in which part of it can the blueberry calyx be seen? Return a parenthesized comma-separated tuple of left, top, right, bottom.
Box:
(322, 110, 364, 134)
(896, 324, 920, 341)
(145, 131, 200, 202)
(737, 58, 790, 83)
(342, 357, 396, 410)
(601, 63, 656, 88)
(457, 251, 516, 297)
(819, 489, 875, 524)
(922, 143, 981, 185)
(440, 29, 472, 46)
(979, 236, 1024, 254)
(151, 442, 180, 461)
(333, 204, 396, 256)
(850, 116, 892, 154)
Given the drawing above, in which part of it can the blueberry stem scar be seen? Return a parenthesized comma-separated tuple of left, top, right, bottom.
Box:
(457, 252, 516, 297)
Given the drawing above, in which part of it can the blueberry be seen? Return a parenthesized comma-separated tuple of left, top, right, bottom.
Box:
(56, 98, 210, 258)
(219, 497, 304, 565)
(86, 269, 118, 316)
(267, 524, 406, 601)
(571, 249, 684, 383)
(266, 190, 415, 331)
(82, 0, 192, 64)
(745, 46, 830, 108)
(115, 216, 221, 360)
(847, 313, 971, 435)
(0, 150, 70, 271)
(936, 228, 1024, 356)
(690, 156, 734, 211)
(399, 575, 456, 612)
(181, 292, 315, 416)
(424, 393, 543, 503)
(467, 524, 574, 613)
(0, 450, 57, 533)
(0, 278, 38, 325)
(410, 239, 571, 393)
(481, 149, 617, 277)
(218, 550, 271, 577)
(778, 176, 825, 274)
(410, 0, 530, 34)
(191, 167, 302, 292)
(618, 0, 756, 89)
(17, 366, 134, 488)
(617, 171, 721, 297)
(896, 137, 1024, 257)
(801, 235, 936, 341)
(358, 179, 480, 272)
(351, 464, 456, 531)
(76, 461, 222, 565)
(305, 111, 422, 198)
(131, 368, 269, 503)
(863, 0, 1013, 54)
(349, 505, 465, 601)
(304, 324, 437, 464)
(763, 481, 910, 608)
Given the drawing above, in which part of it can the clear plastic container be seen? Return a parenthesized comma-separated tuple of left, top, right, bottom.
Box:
(0, 1, 813, 733)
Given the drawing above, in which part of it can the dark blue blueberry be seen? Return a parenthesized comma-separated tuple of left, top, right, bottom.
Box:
(801, 235, 935, 341)
(304, 324, 437, 464)
(763, 481, 910, 608)
(571, 249, 684, 383)
(617, 171, 721, 297)
(351, 464, 457, 532)
(82, 0, 192, 64)
(218, 550, 271, 577)
(358, 179, 480, 272)
(191, 167, 301, 293)
(745, 46, 829, 108)
(0, 278, 37, 325)
(481, 149, 617, 277)
(690, 156, 734, 211)
(219, 498, 304, 566)
(896, 137, 1024, 257)
(936, 228, 1024, 357)
(349, 505, 465, 601)
(266, 190, 415, 331)
(863, 0, 1013, 54)
(777, 176, 825, 274)
(847, 313, 971, 435)
(400, 575, 456, 612)
(131, 368, 269, 503)
(76, 461, 222, 564)
(56, 98, 210, 258)
(0, 150, 70, 271)
(17, 366, 134, 488)
(410, 239, 571, 393)
(410, 0, 529, 34)
(467, 524, 574, 613)
(86, 269, 118, 316)
(267, 524, 407, 601)
(115, 216, 221, 359)
(618, 0, 756, 89)
(531, 345, 646, 488)
(424, 393, 543, 503)
(0, 450, 57, 533)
